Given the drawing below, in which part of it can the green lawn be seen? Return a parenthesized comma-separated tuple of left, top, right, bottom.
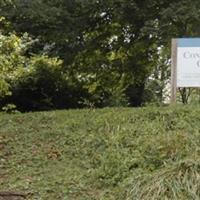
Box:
(1, 105, 200, 199)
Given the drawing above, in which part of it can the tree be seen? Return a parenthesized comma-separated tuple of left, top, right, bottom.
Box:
(0, 0, 84, 64)
(2, 0, 200, 108)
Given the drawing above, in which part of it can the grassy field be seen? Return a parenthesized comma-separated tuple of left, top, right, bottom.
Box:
(1, 105, 200, 199)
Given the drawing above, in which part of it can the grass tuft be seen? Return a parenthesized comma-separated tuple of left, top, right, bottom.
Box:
(128, 159, 200, 200)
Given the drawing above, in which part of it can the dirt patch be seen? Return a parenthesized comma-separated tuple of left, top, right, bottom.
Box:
(0, 192, 26, 200)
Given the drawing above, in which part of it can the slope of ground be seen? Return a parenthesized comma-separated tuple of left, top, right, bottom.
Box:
(0, 105, 200, 199)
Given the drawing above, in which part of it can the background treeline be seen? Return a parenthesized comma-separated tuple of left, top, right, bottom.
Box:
(0, 0, 200, 111)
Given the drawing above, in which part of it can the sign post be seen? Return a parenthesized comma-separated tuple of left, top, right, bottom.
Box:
(171, 39, 177, 103)
(171, 38, 200, 103)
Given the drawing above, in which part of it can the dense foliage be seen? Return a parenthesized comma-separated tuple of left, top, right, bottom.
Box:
(1, 106, 200, 199)
(1, 0, 200, 110)
(0, 33, 87, 111)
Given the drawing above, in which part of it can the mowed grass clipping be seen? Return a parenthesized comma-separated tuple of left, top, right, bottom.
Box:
(1, 105, 200, 199)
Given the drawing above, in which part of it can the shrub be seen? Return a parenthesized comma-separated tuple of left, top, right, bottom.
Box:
(0, 33, 87, 111)
(10, 55, 86, 111)
(0, 33, 27, 108)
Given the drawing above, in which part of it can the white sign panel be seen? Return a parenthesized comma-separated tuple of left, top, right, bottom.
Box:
(177, 39, 200, 87)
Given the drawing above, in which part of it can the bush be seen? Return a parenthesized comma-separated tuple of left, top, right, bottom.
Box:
(0, 33, 87, 111)
(0, 33, 27, 108)
(10, 55, 85, 111)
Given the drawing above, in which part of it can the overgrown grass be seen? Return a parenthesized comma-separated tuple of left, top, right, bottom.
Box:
(1, 105, 200, 199)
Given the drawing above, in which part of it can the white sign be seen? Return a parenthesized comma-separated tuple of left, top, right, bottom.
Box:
(177, 39, 200, 87)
